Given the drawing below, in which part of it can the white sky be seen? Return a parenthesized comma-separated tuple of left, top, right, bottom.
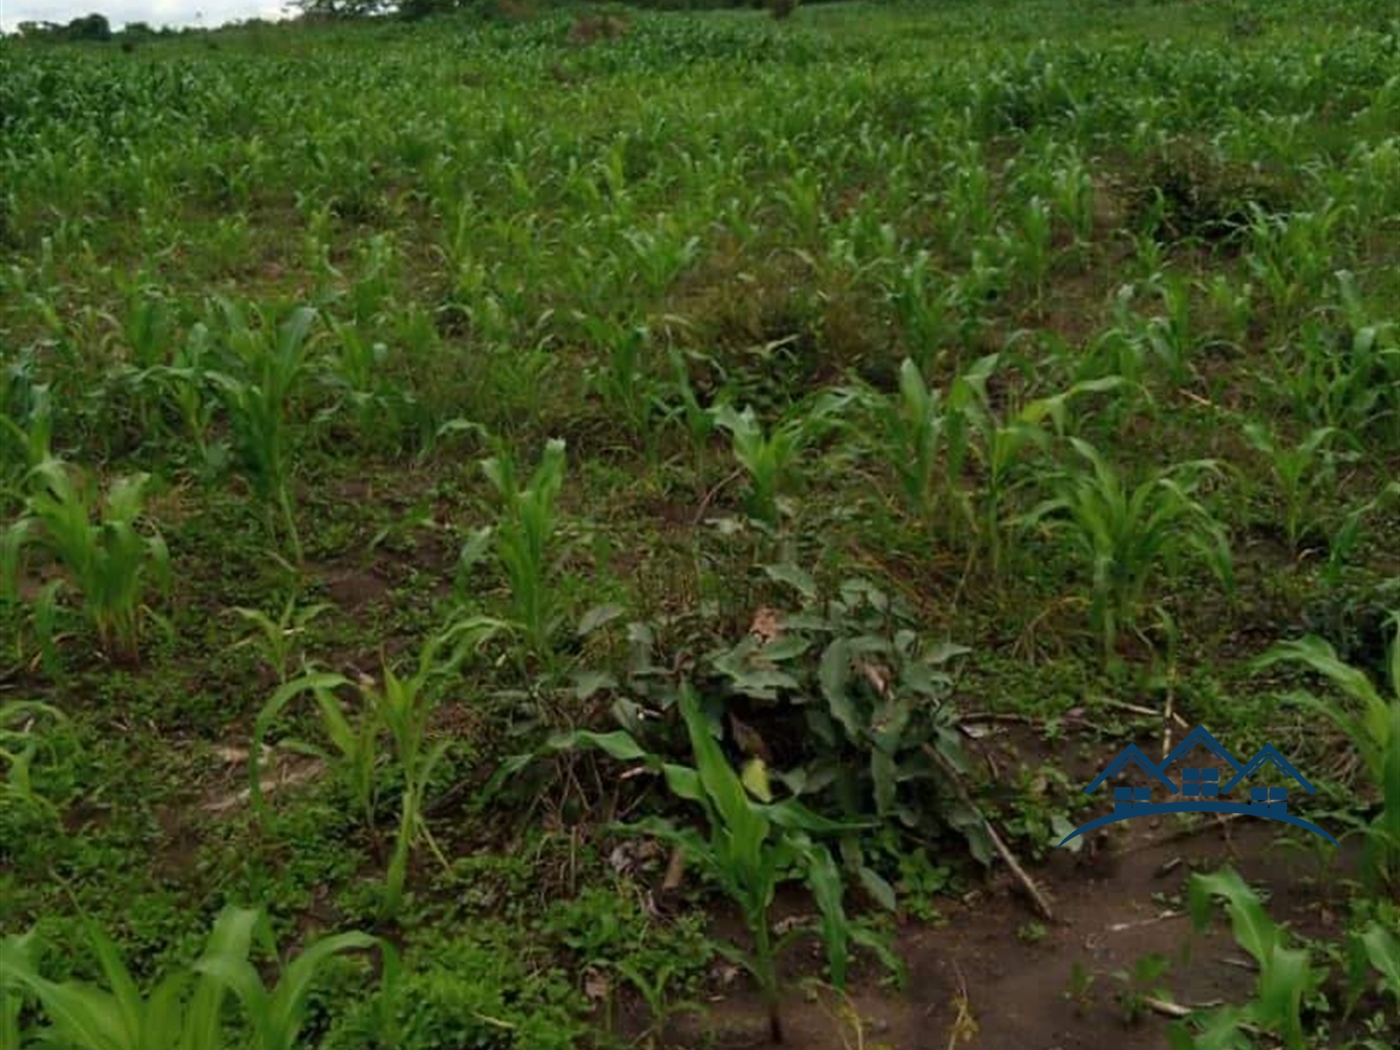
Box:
(0, 0, 291, 30)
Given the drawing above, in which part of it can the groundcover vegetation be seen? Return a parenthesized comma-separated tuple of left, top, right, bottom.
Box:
(1, 0, 1399, 1046)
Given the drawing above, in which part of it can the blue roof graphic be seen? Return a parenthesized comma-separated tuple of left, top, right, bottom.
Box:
(1160, 726, 1243, 775)
(1084, 742, 1180, 796)
(1221, 743, 1316, 795)
(1060, 725, 1335, 850)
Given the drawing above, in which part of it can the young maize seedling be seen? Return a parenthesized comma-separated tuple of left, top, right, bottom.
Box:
(207, 301, 318, 562)
(1254, 616, 1400, 889)
(0, 379, 53, 493)
(581, 316, 659, 449)
(230, 594, 332, 685)
(550, 684, 897, 1044)
(468, 438, 568, 662)
(141, 322, 223, 476)
(1172, 868, 1322, 1050)
(0, 905, 390, 1050)
(323, 319, 421, 453)
(870, 358, 944, 522)
(886, 251, 951, 374)
(1347, 920, 1400, 1013)
(1241, 422, 1337, 553)
(0, 700, 65, 819)
(1028, 440, 1231, 662)
(663, 346, 721, 477)
(711, 395, 847, 530)
(252, 617, 502, 916)
(1, 460, 169, 665)
(943, 355, 1121, 578)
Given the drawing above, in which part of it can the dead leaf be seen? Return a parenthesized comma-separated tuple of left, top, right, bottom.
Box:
(583, 967, 611, 1003)
(859, 661, 892, 696)
(728, 713, 773, 762)
(749, 606, 783, 643)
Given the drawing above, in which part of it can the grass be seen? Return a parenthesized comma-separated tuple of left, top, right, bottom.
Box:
(1, 0, 1399, 1046)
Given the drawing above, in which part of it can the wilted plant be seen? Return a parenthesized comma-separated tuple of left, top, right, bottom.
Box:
(1029, 440, 1232, 660)
(253, 617, 502, 916)
(1254, 617, 1400, 888)
(1, 460, 169, 664)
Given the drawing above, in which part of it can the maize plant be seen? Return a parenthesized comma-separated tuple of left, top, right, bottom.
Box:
(1255, 616, 1400, 889)
(942, 355, 1122, 577)
(712, 395, 847, 530)
(1241, 422, 1338, 552)
(252, 617, 503, 916)
(1028, 440, 1232, 661)
(207, 301, 318, 562)
(0, 905, 391, 1050)
(1172, 868, 1323, 1050)
(868, 358, 944, 522)
(546, 684, 898, 1044)
(0, 700, 65, 819)
(1, 460, 169, 665)
(465, 438, 568, 661)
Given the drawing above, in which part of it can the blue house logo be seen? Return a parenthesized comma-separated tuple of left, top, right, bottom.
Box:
(1056, 726, 1337, 847)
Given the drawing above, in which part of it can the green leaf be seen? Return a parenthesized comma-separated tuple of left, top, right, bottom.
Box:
(804, 846, 850, 989)
(819, 639, 861, 739)
(1356, 922, 1400, 1005)
(577, 603, 626, 637)
(1255, 944, 1311, 1050)
(546, 729, 650, 764)
(1188, 869, 1279, 965)
(764, 563, 817, 600)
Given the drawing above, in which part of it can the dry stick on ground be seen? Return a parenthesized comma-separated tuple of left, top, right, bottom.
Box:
(1098, 697, 1190, 726)
(1162, 687, 1175, 761)
(920, 742, 1055, 922)
(1143, 996, 1269, 1038)
(662, 845, 687, 892)
(690, 467, 744, 528)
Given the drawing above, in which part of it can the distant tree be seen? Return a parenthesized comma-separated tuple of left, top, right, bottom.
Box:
(66, 13, 113, 40)
(17, 20, 64, 38)
(295, 0, 392, 17)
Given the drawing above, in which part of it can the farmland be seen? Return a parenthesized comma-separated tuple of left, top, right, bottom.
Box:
(1, 0, 1399, 1046)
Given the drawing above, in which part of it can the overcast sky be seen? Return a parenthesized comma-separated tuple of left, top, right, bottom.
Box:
(0, 0, 290, 29)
